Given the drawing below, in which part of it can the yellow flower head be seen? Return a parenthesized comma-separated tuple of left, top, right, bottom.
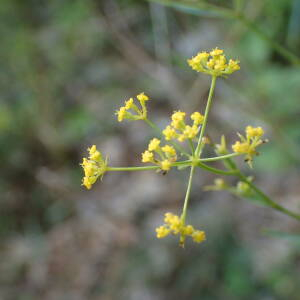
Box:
(232, 141, 251, 154)
(161, 145, 176, 157)
(246, 126, 264, 138)
(192, 230, 206, 243)
(148, 138, 161, 151)
(191, 111, 204, 126)
(232, 126, 266, 167)
(171, 111, 186, 122)
(81, 145, 108, 189)
(187, 47, 240, 77)
(182, 125, 198, 139)
(142, 150, 154, 163)
(116, 92, 151, 122)
(116, 107, 127, 122)
(124, 98, 134, 110)
(163, 111, 203, 143)
(142, 139, 177, 172)
(210, 48, 224, 56)
(171, 111, 186, 130)
(137, 92, 149, 102)
(156, 212, 206, 246)
(161, 159, 172, 171)
(162, 125, 178, 141)
(156, 226, 171, 238)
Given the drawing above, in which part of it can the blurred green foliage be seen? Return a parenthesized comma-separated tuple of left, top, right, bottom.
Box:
(0, 0, 300, 299)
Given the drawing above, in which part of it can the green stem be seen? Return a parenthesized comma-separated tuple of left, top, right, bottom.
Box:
(144, 118, 162, 134)
(107, 166, 159, 171)
(173, 160, 191, 166)
(195, 75, 217, 157)
(181, 166, 196, 222)
(188, 139, 195, 154)
(197, 161, 238, 176)
(221, 156, 300, 222)
(200, 152, 240, 162)
(180, 76, 217, 225)
(236, 171, 300, 221)
(107, 158, 240, 172)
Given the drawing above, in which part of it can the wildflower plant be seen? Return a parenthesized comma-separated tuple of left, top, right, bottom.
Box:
(81, 48, 300, 247)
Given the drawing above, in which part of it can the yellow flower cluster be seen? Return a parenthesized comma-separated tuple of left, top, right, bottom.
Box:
(163, 111, 204, 142)
(116, 92, 150, 122)
(232, 126, 265, 165)
(81, 145, 107, 189)
(187, 48, 240, 77)
(141, 138, 177, 171)
(156, 212, 206, 246)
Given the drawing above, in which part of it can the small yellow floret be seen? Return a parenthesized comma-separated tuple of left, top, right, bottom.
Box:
(141, 140, 177, 171)
(142, 150, 154, 163)
(164, 212, 176, 224)
(137, 92, 149, 102)
(232, 141, 250, 153)
(148, 138, 161, 151)
(161, 159, 172, 171)
(124, 98, 134, 110)
(156, 226, 171, 238)
(232, 126, 266, 167)
(82, 177, 92, 189)
(116, 92, 151, 122)
(187, 52, 209, 72)
(183, 125, 198, 139)
(162, 125, 177, 141)
(88, 145, 97, 155)
(183, 225, 194, 235)
(172, 111, 186, 122)
(246, 126, 264, 138)
(210, 47, 223, 56)
(161, 145, 176, 156)
(90, 150, 102, 162)
(116, 107, 126, 122)
(227, 59, 240, 72)
(192, 230, 206, 243)
(191, 112, 204, 126)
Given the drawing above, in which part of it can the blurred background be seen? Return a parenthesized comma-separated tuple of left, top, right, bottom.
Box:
(1, 0, 300, 299)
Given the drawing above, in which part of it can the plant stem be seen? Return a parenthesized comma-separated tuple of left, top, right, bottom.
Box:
(221, 156, 300, 222)
(181, 75, 217, 223)
(107, 166, 159, 171)
(107, 157, 239, 173)
(197, 161, 238, 176)
(200, 152, 240, 162)
(188, 138, 195, 154)
(195, 75, 217, 157)
(236, 171, 300, 221)
(181, 166, 195, 222)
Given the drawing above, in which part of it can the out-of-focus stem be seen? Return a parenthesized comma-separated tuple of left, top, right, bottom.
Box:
(195, 76, 217, 157)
